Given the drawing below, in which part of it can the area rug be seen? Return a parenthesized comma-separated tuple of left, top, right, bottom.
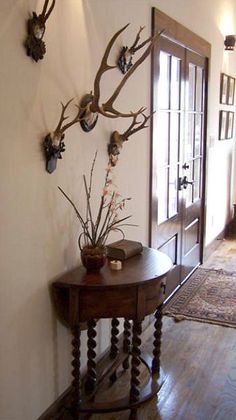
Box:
(163, 267, 236, 328)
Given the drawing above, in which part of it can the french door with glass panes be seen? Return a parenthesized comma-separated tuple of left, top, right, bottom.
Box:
(150, 35, 208, 298)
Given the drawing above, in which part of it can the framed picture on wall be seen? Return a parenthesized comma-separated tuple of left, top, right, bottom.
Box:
(220, 73, 228, 104)
(219, 110, 227, 140)
(228, 77, 235, 105)
(226, 111, 234, 139)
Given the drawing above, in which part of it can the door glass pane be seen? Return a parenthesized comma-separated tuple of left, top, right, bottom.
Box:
(169, 165, 178, 217)
(196, 66, 203, 112)
(171, 56, 181, 110)
(186, 114, 194, 160)
(157, 168, 168, 224)
(194, 114, 202, 157)
(159, 52, 170, 109)
(157, 112, 169, 166)
(188, 64, 195, 111)
(193, 158, 201, 201)
(170, 112, 179, 163)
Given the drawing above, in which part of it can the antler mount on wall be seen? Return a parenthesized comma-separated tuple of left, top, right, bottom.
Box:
(43, 98, 82, 173)
(117, 26, 152, 74)
(80, 24, 156, 130)
(108, 112, 153, 166)
(25, 0, 56, 62)
(42, 24, 161, 173)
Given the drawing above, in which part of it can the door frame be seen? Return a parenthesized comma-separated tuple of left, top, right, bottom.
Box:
(149, 7, 211, 265)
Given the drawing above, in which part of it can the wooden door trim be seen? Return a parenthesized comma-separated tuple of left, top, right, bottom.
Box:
(201, 57, 209, 262)
(152, 7, 211, 58)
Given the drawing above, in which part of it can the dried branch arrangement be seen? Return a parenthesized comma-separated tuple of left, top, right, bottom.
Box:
(58, 152, 134, 249)
(43, 24, 161, 173)
(25, 0, 56, 62)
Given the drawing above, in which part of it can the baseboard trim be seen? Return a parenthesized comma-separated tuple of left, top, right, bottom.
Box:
(37, 385, 72, 420)
(37, 342, 113, 420)
(202, 227, 226, 263)
(37, 329, 126, 420)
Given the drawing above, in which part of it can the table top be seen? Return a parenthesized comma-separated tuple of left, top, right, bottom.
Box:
(53, 247, 172, 290)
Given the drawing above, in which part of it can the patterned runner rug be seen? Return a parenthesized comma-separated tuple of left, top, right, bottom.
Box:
(164, 267, 236, 328)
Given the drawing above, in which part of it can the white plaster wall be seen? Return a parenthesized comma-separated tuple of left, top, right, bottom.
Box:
(1, 1, 236, 419)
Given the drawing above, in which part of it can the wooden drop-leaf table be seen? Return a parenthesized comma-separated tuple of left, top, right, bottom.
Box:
(52, 247, 172, 419)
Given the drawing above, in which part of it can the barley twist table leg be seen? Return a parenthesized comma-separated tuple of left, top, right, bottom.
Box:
(129, 408, 138, 419)
(152, 304, 163, 375)
(71, 326, 81, 418)
(123, 318, 131, 370)
(109, 317, 120, 383)
(84, 319, 97, 394)
(130, 320, 142, 403)
(110, 317, 120, 359)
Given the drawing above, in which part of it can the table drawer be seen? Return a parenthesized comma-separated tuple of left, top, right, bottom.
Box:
(79, 287, 137, 321)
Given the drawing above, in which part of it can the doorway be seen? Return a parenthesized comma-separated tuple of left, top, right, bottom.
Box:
(150, 8, 211, 298)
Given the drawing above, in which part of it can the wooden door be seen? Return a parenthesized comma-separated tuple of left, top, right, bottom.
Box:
(181, 50, 206, 282)
(150, 10, 209, 299)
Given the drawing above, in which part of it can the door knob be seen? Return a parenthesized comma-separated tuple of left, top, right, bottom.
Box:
(178, 176, 194, 190)
(182, 163, 190, 170)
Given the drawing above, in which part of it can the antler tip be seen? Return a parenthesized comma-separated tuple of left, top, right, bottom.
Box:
(123, 23, 130, 30)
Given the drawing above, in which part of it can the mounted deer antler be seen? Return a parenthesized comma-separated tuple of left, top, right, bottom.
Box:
(80, 24, 160, 131)
(42, 24, 163, 174)
(108, 112, 153, 166)
(41, 0, 56, 23)
(117, 26, 153, 74)
(53, 99, 82, 137)
(43, 98, 83, 173)
(25, 0, 56, 62)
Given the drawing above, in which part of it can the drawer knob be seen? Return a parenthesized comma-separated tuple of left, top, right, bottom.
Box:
(160, 281, 166, 294)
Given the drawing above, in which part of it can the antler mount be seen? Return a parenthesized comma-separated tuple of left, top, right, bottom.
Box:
(108, 112, 153, 166)
(80, 24, 159, 132)
(43, 98, 82, 173)
(42, 24, 162, 172)
(25, 0, 56, 62)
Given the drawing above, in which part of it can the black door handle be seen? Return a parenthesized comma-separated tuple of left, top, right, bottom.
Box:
(178, 176, 194, 190)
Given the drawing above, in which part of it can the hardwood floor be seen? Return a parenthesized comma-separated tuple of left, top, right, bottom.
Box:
(89, 318, 236, 420)
(89, 238, 236, 419)
(150, 318, 236, 420)
(203, 236, 236, 271)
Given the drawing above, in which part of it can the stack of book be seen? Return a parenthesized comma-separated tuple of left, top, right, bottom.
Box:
(106, 239, 143, 260)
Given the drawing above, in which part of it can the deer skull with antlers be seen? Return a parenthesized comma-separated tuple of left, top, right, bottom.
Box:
(42, 24, 162, 173)
(80, 24, 160, 132)
(25, 0, 56, 62)
(43, 99, 83, 173)
(108, 113, 153, 166)
(117, 26, 152, 74)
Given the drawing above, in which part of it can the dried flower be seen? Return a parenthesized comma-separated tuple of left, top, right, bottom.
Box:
(58, 152, 135, 250)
